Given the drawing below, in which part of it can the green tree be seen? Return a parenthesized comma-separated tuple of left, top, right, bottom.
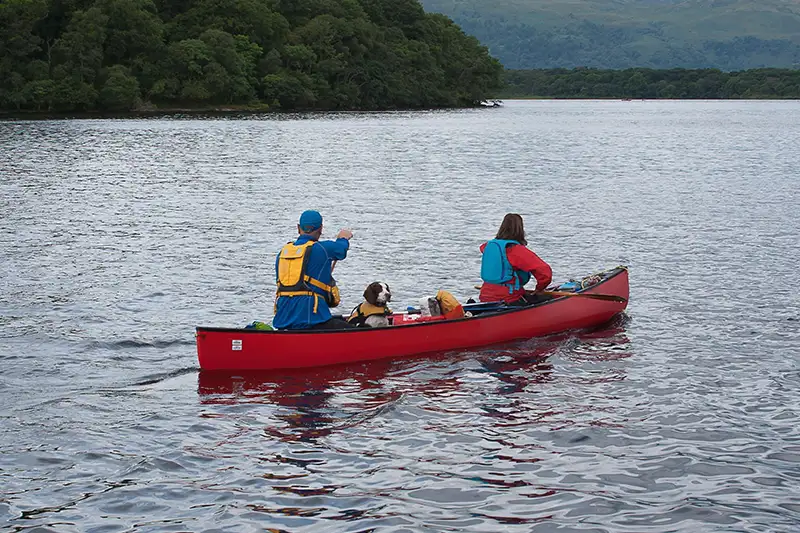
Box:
(21, 79, 57, 110)
(94, 0, 164, 64)
(282, 44, 317, 72)
(1, 0, 505, 112)
(199, 29, 260, 102)
(262, 72, 316, 108)
(100, 65, 141, 109)
(0, 0, 47, 108)
(52, 7, 108, 85)
(169, 0, 289, 49)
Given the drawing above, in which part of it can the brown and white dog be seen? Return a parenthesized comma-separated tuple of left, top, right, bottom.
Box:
(349, 282, 393, 327)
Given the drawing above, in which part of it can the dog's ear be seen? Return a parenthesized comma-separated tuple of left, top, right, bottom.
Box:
(364, 283, 379, 305)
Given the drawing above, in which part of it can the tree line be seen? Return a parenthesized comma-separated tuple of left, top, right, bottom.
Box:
(502, 68, 800, 99)
(0, 0, 503, 113)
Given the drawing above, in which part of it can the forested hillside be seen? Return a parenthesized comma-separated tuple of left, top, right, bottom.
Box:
(0, 0, 503, 112)
(421, 0, 800, 70)
(502, 68, 800, 98)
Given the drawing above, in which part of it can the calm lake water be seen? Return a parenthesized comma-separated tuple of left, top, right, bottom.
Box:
(1, 100, 799, 532)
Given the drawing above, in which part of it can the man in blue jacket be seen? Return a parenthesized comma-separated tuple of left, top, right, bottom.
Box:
(273, 210, 354, 330)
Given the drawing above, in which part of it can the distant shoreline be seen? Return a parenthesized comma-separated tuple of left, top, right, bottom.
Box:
(497, 96, 800, 100)
(502, 68, 800, 99)
(4, 97, 800, 120)
(0, 103, 493, 120)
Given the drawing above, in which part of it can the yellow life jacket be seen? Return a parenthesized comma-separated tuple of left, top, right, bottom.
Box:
(276, 241, 340, 311)
(348, 302, 392, 326)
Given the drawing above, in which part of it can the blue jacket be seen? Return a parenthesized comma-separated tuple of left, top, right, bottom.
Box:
(272, 234, 349, 329)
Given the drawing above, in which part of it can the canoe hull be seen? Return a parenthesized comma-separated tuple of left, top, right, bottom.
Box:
(196, 267, 629, 371)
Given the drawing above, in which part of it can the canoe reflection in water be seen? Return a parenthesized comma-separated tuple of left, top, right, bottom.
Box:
(197, 317, 631, 443)
(197, 354, 464, 443)
(472, 317, 632, 428)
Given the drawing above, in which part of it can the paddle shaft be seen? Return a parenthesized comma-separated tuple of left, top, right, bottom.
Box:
(474, 284, 625, 303)
(541, 290, 626, 303)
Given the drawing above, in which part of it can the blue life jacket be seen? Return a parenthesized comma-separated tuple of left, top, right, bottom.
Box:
(480, 239, 531, 294)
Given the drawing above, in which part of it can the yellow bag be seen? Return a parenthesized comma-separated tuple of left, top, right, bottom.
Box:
(436, 290, 465, 319)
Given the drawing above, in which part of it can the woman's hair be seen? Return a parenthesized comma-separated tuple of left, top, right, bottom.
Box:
(495, 213, 527, 245)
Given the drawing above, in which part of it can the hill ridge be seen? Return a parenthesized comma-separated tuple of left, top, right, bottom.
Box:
(420, 0, 800, 70)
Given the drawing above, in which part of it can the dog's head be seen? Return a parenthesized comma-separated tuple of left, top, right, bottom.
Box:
(364, 282, 392, 307)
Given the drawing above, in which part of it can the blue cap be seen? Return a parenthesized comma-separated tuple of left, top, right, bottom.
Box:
(298, 210, 323, 232)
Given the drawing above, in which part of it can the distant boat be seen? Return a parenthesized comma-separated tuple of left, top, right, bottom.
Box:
(480, 99, 503, 107)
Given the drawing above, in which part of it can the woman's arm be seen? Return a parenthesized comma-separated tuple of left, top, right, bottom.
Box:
(507, 245, 552, 291)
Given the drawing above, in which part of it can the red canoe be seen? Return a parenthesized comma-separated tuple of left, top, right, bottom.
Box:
(196, 266, 629, 371)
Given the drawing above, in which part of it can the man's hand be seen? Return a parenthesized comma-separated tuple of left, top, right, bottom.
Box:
(336, 228, 353, 240)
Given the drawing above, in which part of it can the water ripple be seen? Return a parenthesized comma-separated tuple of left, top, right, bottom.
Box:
(2, 101, 799, 532)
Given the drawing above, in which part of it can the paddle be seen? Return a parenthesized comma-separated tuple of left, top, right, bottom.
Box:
(473, 284, 626, 303)
(541, 290, 626, 303)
